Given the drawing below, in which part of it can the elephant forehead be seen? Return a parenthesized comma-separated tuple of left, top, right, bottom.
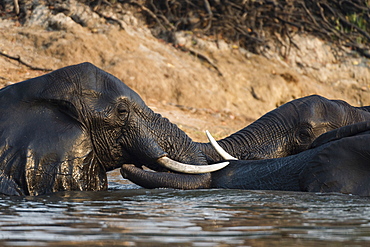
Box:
(79, 80, 145, 110)
(289, 95, 339, 116)
(40, 62, 143, 105)
(80, 90, 139, 114)
(299, 103, 343, 123)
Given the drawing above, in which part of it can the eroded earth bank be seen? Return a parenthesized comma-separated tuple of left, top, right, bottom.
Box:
(1, 0, 369, 141)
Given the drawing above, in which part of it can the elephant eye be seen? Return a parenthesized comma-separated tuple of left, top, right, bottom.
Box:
(297, 128, 312, 143)
(117, 108, 128, 114)
(117, 103, 129, 118)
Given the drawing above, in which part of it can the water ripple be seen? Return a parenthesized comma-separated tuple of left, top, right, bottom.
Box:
(1, 176, 370, 246)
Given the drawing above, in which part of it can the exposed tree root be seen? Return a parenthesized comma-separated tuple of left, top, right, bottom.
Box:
(0, 51, 52, 72)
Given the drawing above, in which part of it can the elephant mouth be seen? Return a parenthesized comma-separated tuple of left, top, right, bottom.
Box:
(154, 131, 237, 174)
(118, 131, 231, 174)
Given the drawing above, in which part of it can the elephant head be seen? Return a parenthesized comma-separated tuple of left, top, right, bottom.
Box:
(0, 63, 226, 196)
(197, 95, 370, 162)
(121, 95, 370, 190)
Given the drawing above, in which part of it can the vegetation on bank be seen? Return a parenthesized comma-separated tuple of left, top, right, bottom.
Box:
(2, 0, 369, 58)
(136, 0, 370, 58)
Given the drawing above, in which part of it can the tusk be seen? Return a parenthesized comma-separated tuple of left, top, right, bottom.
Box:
(157, 156, 229, 174)
(205, 130, 238, 160)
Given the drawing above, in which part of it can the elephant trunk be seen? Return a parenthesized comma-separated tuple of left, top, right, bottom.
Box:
(121, 164, 212, 189)
(138, 112, 209, 168)
(119, 111, 229, 189)
(210, 146, 321, 190)
(198, 111, 290, 163)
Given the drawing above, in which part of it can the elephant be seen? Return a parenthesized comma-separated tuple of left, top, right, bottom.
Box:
(121, 96, 370, 190)
(0, 62, 227, 196)
(197, 95, 370, 163)
(2, 62, 369, 196)
(122, 121, 370, 196)
(209, 121, 370, 196)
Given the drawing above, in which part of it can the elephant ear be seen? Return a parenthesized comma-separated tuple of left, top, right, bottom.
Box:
(38, 98, 81, 124)
(300, 134, 370, 196)
(310, 121, 370, 148)
(29, 62, 119, 124)
(0, 64, 99, 195)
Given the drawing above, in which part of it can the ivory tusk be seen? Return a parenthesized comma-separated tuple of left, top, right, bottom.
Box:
(157, 156, 229, 174)
(205, 130, 238, 160)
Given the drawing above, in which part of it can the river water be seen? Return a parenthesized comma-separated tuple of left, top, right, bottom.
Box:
(1, 170, 370, 246)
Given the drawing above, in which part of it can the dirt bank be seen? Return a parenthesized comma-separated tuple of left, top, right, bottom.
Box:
(1, 1, 369, 141)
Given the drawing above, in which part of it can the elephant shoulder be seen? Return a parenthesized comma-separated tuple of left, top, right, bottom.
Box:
(300, 134, 370, 196)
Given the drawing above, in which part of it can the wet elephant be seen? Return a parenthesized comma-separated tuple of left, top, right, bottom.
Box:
(210, 121, 370, 196)
(121, 96, 370, 190)
(123, 121, 370, 196)
(198, 95, 370, 162)
(0, 62, 226, 196)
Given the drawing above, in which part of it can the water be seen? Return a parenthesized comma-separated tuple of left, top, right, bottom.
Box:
(1, 170, 370, 246)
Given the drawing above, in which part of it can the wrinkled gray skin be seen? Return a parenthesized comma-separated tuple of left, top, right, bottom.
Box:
(198, 95, 370, 162)
(0, 62, 209, 196)
(211, 121, 370, 196)
(121, 95, 370, 189)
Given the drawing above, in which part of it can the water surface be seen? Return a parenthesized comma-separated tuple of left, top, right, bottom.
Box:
(1, 170, 370, 246)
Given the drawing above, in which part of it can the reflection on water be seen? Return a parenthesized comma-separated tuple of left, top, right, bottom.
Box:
(1, 170, 370, 246)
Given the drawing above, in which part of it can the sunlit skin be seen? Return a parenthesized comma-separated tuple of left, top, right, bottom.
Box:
(0, 63, 218, 196)
(122, 95, 370, 191)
